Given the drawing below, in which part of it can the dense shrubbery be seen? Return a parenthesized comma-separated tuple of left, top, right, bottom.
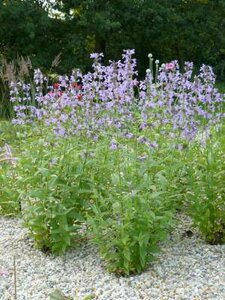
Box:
(1, 0, 225, 77)
(1, 50, 225, 275)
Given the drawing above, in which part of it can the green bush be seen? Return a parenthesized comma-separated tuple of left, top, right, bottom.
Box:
(0, 122, 21, 215)
(187, 131, 225, 244)
(0, 165, 21, 215)
(0, 120, 188, 275)
(87, 141, 178, 275)
(17, 136, 92, 254)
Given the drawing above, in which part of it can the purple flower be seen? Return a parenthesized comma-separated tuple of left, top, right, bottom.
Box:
(125, 132, 134, 139)
(110, 140, 118, 150)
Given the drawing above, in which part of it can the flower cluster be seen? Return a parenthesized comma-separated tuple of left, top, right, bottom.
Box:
(9, 50, 225, 144)
(140, 60, 224, 140)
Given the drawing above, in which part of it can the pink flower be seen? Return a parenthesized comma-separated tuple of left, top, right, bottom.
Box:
(0, 270, 9, 277)
(77, 94, 82, 101)
(165, 62, 175, 71)
(53, 83, 60, 89)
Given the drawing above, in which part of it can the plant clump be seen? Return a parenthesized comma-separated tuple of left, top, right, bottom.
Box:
(1, 50, 225, 275)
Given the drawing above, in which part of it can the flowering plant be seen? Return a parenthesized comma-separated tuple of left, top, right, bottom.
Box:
(9, 50, 224, 143)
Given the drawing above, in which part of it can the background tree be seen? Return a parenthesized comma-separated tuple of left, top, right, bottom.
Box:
(1, 0, 225, 77)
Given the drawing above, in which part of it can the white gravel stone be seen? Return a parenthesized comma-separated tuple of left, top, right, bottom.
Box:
(1, 215, 225, 299)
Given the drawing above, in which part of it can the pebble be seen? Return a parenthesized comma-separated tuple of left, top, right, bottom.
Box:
(1, 215, 225, 299)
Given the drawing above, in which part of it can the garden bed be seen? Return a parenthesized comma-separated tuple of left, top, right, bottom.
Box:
(2, 51, 225, 299)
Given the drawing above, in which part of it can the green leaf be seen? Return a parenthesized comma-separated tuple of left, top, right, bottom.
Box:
(111, 173, 120, 185)
(123, 247, 131, 261)
(49, 289, 72, 300)
(139, 245, 147, 268)
(149, 191, 166, 199)
(83, 295, 96, 300)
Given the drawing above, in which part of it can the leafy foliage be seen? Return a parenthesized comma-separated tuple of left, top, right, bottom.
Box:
(87, 142, 178, 275)
(0, 164, 20, 215)
(0, 121, 21, 215)
(2, 46, 225, 276)
(1, 0, 225, 77)
(49, 289, 73, 300)
(187, 129, 225, 244)
(16, 136, 92, 254)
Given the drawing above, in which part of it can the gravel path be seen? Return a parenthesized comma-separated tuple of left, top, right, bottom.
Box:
(1, 216, 225, 300)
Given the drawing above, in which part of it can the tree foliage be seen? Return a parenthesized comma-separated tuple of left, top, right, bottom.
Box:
(1, 0, 225, 77)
